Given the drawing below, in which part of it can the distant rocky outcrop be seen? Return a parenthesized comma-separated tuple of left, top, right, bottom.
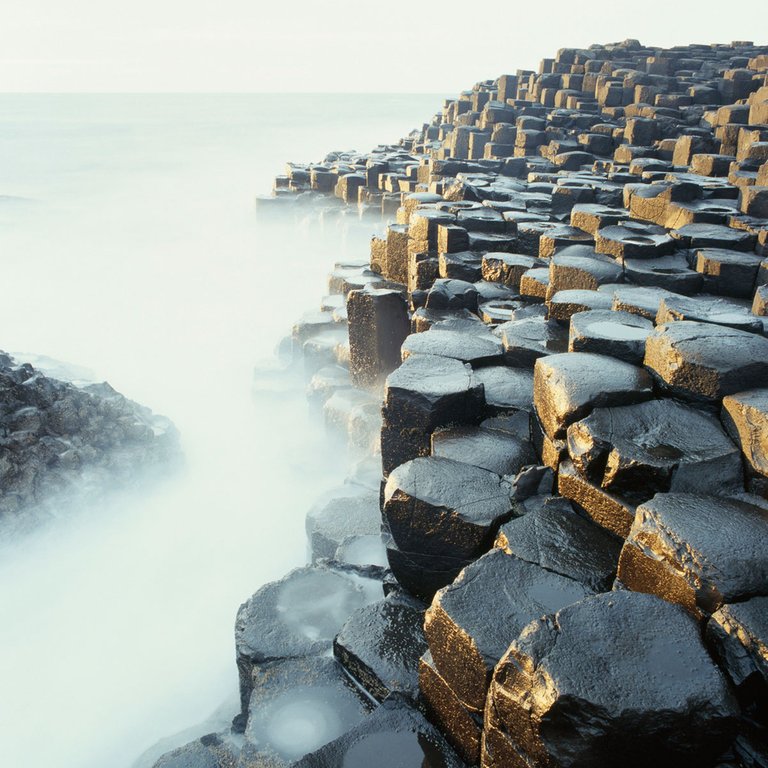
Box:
(0, 351, 178, 522)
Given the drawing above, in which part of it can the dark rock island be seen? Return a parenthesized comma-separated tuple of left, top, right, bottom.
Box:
(155, 39, 768, 768)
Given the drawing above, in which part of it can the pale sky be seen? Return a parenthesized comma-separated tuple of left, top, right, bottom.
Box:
(1, 0, 767, 92)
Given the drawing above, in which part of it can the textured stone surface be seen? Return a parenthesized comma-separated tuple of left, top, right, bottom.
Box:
(487, 591, 737, 768)
(383, 457, 513, 561)
(533, 352, 653, 440)
(495, 495, 622, 592)
(618, 493, 768, 616)
(644, 321, 768, 403)
(568, 309, 653, 363)
(423, 548, 591, 713)
(234, 566, 368, 719)
(567, 399, 743, 504)
(722, 388, 768, 497)
(334, 592, 426, 703)
(431, 425, 535, 476)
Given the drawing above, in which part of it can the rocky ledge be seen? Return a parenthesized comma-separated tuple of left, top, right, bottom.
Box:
(155, 39, 768, 768)
(0, 351, 178, 525)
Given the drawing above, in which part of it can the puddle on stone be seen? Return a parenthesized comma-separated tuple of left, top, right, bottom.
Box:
(585, 321, 650, 340)
(342, 730, 448, 768)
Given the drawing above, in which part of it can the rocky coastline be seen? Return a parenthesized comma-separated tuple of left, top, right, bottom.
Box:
(0, 351, 178, 529)
(153, 40, 768, 768)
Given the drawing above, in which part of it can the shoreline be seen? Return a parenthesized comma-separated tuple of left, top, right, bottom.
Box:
(160, 38, 767, 768)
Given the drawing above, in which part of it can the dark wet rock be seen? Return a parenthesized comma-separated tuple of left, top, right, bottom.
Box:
(595, 221, 676, 259)
(400, 328, 504, 366)
(606, 284, 678, 319)
(419, 650, 482, 765)
(644, 321, 768, 403)
(656, 295, 764, 333)
(499, 317, 569, 367)
(533, 352, 653, 440)
(431, 425, 535, 476)
(383, 457, 513, 562)
(548, 249, 624, 296)
(672, 222, 757, 252)
(722, 388, 768, 498)
(623, 253, 704, 294)
(618, 493, 768, 616)
(695, 248, 764, 298)
(481, 253, 543, 290)
(568, 309, 653, 363)
(487, 591, 737, 768)
(754, 284, 768, 316)
(438, 251, 483, 283)
(567, 398, 742, 505)
(411, 308, 482, 333)
(293, 692, 464, 768)
(381, 354, 483, 476)
(472, 364, 534, 414)
(242, 656, 373, 766)
(558, 458, 637, 538)
(708, 596, 768, 699)
(306, 487, 382, 562)
(385, 538, 474, 603)
(547, 289, 613, 322)
(347, 287, 410, 389)
(333, 592, 426, 703)
(0, 353, 178, 521)
(538, 225, 595, 259)
(424, 548, 591, 713)
(495, 495, 622, 592)
(234, 566, 369, 720)
(424, 279, 479, 311)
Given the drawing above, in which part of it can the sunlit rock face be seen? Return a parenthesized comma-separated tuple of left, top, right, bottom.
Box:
(293, 694, 464, 768)
(485, 592, 738, 768)
(0, 351, 178, 523)
(618, 493, 768, 617)
(234, 565, 370, 723)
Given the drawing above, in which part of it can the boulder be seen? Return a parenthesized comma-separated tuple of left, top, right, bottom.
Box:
(472, 364, 534, 414)
(486, 591, 737, 768)
(644, 321, 768, 403)
(383, 457, 513, 561)
(333, 592, 426, 703)
(424, 549, 591, 712)
(431, 425, 535, 475)
(618, 493, 768, 616)
(566, 398, 743, 504)
(495, 495, 622, 592)
(381, 354, 484, 476)
(568, 309, 653, 363)
(347, 287, 410, 388)
(242, 656, 373, 766)
(533, 352, 653, 440)
(400, 328, 504, 366)
(293, 693, 464, 768)
(500, 317, 569, 367)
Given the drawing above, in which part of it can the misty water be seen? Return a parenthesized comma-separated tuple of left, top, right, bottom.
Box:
(0, 93, 440, 768)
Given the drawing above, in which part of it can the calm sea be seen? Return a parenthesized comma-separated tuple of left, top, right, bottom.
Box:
(0, 93, 442, 768)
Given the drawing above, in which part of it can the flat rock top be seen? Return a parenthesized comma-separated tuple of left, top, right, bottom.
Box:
(569, 398, 737, 469)
(472, 365, 534, 409)
(401, 328, 503, 362)
(496, 497, 621, 592)
(432, 548, 591, 665)
(385, 354, 475, 398)
(647, 320, 768, 372)
(235, 566, 366, 660)
(384, 457, 511, 524)
(570, 309, 653, 339)
(629, 493, 768, 604)
(510, 591, 735, 715)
